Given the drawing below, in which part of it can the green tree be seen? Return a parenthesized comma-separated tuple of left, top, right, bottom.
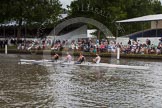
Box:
(151, 0, 162, 14)
(0, 0, 62, 38)
(69, 0, 162, 37)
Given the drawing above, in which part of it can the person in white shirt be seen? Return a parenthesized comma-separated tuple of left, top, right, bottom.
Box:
(93, 54, 101, 64)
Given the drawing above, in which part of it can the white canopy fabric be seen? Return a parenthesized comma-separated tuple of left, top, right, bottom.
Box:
(0, 21, 27, 27)
(0, 21, 18, 27)
(47, 25, 88, 42)
(116, 14, 162, 23)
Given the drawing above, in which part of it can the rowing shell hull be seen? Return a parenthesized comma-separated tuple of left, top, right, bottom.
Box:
(62, 62, 149, 70)
(19, 59, 149, 70)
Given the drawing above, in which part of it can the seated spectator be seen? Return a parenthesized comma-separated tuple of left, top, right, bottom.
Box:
(124, 45, 131, 54)
(100, 43, 105, 52)
(51, 44, 58, 51)
(107, 45, 112, 53)
(156, 46, 161, 55)
(139, 46, 145, 54)
(150, 47, 155, 54)
(93, 47, 97, 53)
(71, 43, 75, 51)
(131, 44, 137, 54)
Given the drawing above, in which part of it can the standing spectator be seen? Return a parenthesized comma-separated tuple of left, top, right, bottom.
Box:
(0, 40, 2, 48)
(157, 38, 162, 54)
(158, 37, 162, 45)
(146, 39, 151, 54)
(146, 39, 151, 46)
(128, 39, 131, 45)
(71, 43, 75, 51)
(136, 40, 141, 54)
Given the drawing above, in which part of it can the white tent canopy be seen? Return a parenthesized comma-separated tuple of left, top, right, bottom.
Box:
(116, 14, 162, 23)
(0, 21, 27, 27)
(47, 25, 88, 42)
(0, 21, 19, 27)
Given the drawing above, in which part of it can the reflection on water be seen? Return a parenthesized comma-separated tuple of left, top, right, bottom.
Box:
(0, 54, 162, 108)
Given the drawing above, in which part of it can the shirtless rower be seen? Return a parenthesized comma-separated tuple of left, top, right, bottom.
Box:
(52, 53, 59, 62)
(65, 52, 72, 62)
(75, 53, 85, 64)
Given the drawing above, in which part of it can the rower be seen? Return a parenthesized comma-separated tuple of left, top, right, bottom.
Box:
(52, 53, 59, 62)
(65, 52, 72, 62)
(75, 53, 85, 64)
(93, 54, 101, 64)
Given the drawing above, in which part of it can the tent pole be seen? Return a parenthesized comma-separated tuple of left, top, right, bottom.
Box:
(156, 21, 158, 37)
(25, 25, 27, 40)
(116, 28, 118, 39)
(116, 23, 119, 39)
(14, 26, 16, 38)
(3, 27, 5, 39)
(98, 30, 100, 40)
(142, 22, 144, 37)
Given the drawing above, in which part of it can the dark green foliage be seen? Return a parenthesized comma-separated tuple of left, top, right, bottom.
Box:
(0, 0, 62, 37)
(69, 0, 162, 37)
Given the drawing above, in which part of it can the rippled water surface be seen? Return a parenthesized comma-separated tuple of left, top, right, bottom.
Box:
(0, 54, 162, 108)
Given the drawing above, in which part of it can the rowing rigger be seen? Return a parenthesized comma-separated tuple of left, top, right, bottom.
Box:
(19, 59, 149, 70)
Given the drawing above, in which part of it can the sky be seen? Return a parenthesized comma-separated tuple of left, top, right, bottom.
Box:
(59, 0, 74, 8)
(59, 0, 162, 9)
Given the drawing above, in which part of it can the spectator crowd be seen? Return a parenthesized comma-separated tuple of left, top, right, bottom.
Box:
(1, 37, 162, 55)
(49, 38, 162, 55)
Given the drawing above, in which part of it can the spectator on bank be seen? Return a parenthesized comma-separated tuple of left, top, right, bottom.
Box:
(128, 39, 131, 45)
(156, 45, 161, 55)
(146, 38, 151, 46)
(150, 48, 155, 54)
(0, 40, 3, 48)
(158, 38, 162, 45)
(156, 38, 162, 55)
(3, 36, 162, 56)
(71, 43, 75, 51)
(75, 43, 79, 51)
(139, 44, 145, 54)
(100, 43, 105, 52)
(131, 41, 137, 54)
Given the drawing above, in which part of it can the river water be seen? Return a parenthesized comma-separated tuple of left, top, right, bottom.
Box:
(0, 54, 162, 108)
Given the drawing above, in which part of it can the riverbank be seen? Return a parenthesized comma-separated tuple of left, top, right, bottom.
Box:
(1, 49, 162, 59)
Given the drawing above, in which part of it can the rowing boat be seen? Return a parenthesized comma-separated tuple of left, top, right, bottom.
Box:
(19, 59, 62, 65)
(19, 59, 149, 70)
(62, 61, 149, 70)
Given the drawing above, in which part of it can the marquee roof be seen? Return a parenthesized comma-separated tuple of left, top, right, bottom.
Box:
(116, 14, 162, 23)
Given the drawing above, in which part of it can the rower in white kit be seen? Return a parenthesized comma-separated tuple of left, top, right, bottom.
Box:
(93, 54, 101, 64)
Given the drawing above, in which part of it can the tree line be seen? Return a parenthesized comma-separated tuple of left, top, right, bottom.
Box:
(0, 0, 162, 38)
(0, 0, 62, 38)
(69, 0, 162, 37)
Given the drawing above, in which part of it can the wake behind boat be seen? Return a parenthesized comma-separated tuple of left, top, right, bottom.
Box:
(19, 59, 149, 70)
